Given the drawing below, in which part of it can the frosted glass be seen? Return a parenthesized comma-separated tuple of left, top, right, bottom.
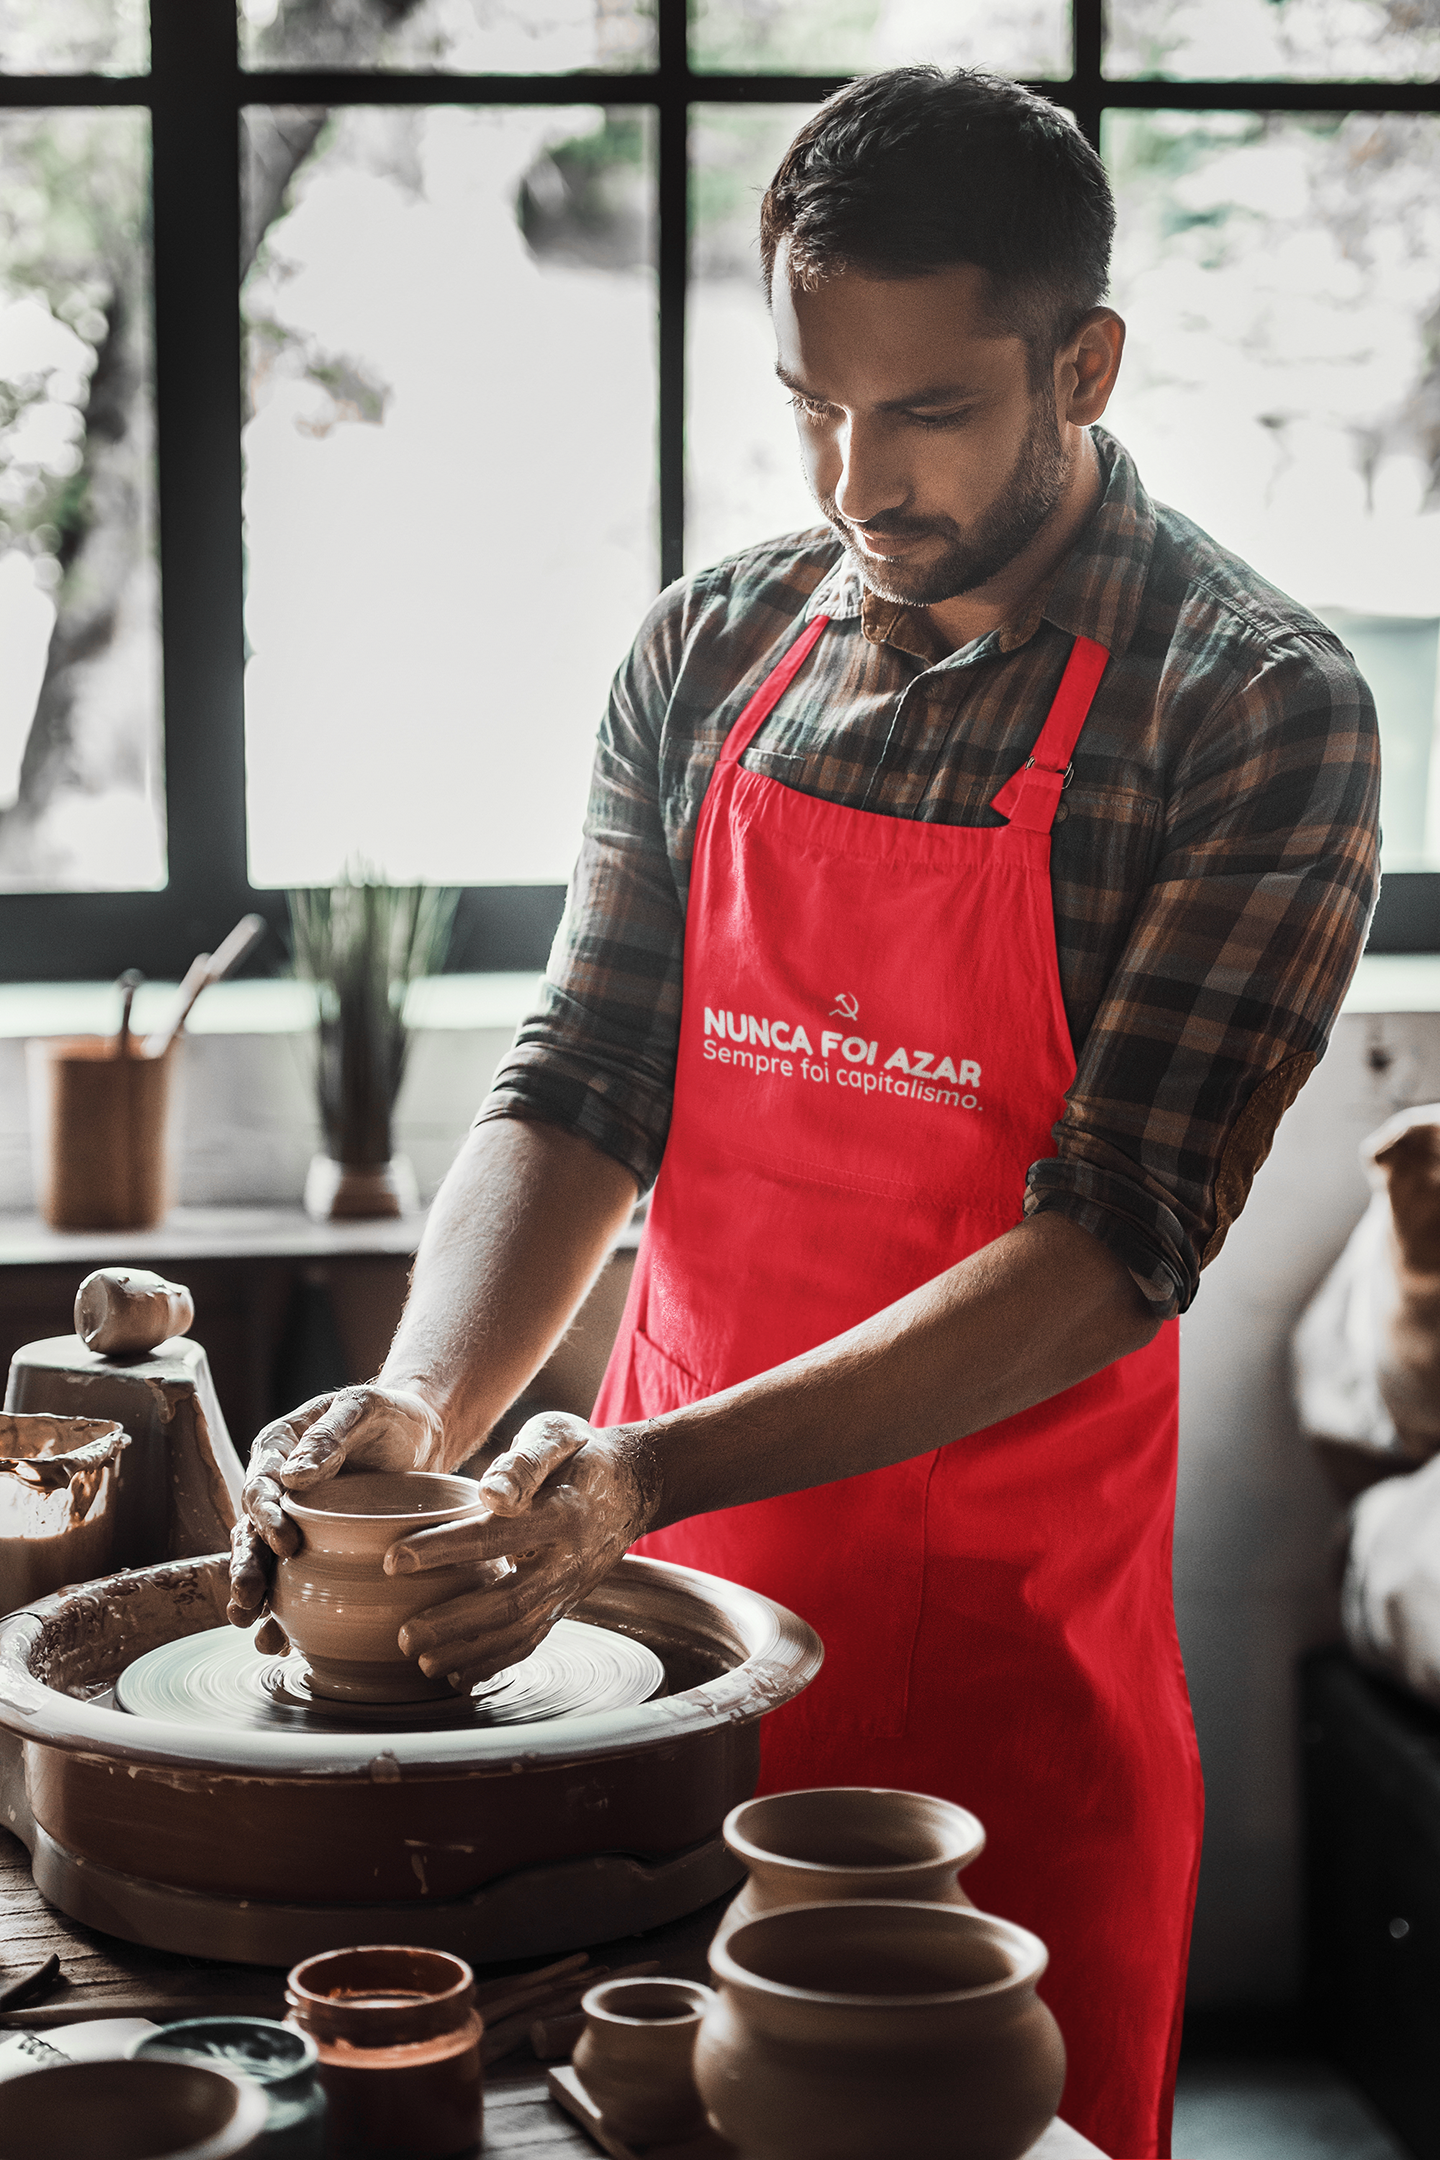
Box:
(687, 104, 823, 574)
(1104, 110, 1440, 869)
(1107, 0, 1440, 82)
(690, 0, 1070, 80)
(242, 105, 657, 888)
(0, 0, 147, 76)
(0, 108, 163, 892)
(241, 0, 655, 74)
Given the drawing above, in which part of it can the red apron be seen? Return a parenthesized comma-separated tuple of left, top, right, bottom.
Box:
(593, 613, 1203, 2159)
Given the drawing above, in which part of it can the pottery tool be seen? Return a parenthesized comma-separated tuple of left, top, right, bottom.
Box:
(478, 1961, 660, 2067)
(114, 971, 142, 1058)
(114, 1618, 666, 1732)
(141, 913, 266, 1060)
(0, 1954, 62, 2013)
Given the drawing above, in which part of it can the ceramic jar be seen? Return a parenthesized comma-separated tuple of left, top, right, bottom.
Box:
(721, 1787, 984, 1938)
(131, 2016, 327, 2155)
(572, 1977, 715, 2146)
(0, 2057, 268, 2159)
(286, 1944, 483, 2158)
(271, 1470, 484, 1703)
(695, 1900, 1066, 2160)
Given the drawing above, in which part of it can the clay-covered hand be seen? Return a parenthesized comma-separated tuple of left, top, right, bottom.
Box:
(226, 1383, 444, 1628)
(385, 1412, 661, 1690)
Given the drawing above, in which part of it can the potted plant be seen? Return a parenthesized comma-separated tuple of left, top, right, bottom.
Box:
(288, 878, 458, 1221)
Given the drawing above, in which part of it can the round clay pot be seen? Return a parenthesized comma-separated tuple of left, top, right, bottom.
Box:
(272, 1471, 485, 1702)
(572, 1977, 715, 2146)
(695, 1900, 1066, 2160)
(720, 1787, 984, 1938)
(0, 2056, 268, 2159)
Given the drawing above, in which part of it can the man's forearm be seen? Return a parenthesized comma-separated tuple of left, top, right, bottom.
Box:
(380, 1116, 638, 1465)
(641, 1212, 1159, 1529)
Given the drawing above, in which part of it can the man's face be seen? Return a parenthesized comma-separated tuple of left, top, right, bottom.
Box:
(771, 254, 1072, 608)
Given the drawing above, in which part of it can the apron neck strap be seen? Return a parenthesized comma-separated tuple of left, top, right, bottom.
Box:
(991, 635, 1110, 834)
(720, 614, 830, 769)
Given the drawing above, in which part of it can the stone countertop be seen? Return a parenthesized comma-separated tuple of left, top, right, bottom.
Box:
(0, 1205, 643, 1270)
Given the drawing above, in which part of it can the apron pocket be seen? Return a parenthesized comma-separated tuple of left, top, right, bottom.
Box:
(628, 1322, 933, 1744)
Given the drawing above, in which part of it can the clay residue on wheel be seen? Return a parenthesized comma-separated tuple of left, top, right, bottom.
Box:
(23, 1556, 229, 1696)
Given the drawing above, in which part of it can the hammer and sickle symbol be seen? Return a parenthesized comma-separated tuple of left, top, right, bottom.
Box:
(830, 991, 860, 1020)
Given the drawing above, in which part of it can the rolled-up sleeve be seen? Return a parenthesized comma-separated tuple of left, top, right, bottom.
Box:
(477, 586, 689, 1191)
(1024, 628, 1381, 1315)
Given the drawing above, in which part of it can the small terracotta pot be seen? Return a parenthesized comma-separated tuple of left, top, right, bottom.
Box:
(695, 1900, 1066, 2160)
(572, 1977, 715, 2146)
(272, 1470, 485, 1702)
(0, 2056, 268, 2159)
(720, 1787, 984, 1939)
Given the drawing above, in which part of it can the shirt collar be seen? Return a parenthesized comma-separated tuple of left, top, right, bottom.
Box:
(801, 428, 1156, 665)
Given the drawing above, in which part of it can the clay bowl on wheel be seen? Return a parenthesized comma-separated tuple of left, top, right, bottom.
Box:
(719, 1786, 984, 1937)
(271, 1470, 487, 1703)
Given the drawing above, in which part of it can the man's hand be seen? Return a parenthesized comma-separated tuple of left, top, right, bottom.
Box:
(226, 1384, 443, 1627)
(384, 1413, 660, 1691)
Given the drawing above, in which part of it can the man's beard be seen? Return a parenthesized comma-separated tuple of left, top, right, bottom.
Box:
(821, 395, 1070, 608)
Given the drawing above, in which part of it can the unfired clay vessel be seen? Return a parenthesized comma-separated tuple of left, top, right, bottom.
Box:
(272, 1471, 486, 1702)
(720, 1787, 983, 1938)
(0, 1414, 128, 1618)
(572, 1977, 715, 2146)
(695, 1900, 1066, 2160)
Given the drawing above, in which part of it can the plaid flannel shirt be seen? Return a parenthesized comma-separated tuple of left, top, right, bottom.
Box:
(481, 430, 1380, 1315)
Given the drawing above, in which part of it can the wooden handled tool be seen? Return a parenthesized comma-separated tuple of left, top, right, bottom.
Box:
(142, 914, 267, 1060)
(75, 1268, 195, 1358)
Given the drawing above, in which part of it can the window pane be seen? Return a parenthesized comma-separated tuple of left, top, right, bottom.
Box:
(1104, 110, 1440, 871)
(0, 0, 147, 76)
(0, 109, 163, 893)
(1106, 0, 1440, 81)
(689, 0, 1070, 81)
(688, 104, 822, 572)
(242, 105, 657, 887)
(240, 0, 655, 74)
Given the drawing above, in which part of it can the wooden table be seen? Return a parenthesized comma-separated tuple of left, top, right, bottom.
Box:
(0, 1825, 685, 2154)
(1, 1826, 1106, 2157)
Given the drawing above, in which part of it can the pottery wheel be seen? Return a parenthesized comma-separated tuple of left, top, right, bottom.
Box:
(115, 1619, 665, 1733)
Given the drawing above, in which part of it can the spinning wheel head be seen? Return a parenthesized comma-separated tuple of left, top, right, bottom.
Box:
(115, 1618, 665, 1734)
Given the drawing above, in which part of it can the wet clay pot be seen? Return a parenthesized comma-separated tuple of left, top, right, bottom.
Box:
(572, 1977, 715, 2146)
(695, 1901, 1066, 2160)
(272, 1471, 485, 1702)
(720, 1787, 984, 1938)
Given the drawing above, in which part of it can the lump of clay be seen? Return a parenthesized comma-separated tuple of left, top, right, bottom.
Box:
(74, 1268, 195, 1358)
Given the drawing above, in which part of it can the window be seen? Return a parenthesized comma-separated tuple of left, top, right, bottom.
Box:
(1, 0, 1436, 976)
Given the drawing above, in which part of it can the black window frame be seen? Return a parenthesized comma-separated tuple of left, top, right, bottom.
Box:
(1, 0, 1436, 979)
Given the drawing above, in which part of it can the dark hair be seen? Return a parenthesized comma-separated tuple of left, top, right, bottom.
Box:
(760, 67, 1115, 366)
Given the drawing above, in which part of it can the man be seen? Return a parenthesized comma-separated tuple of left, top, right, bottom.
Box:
(230, 68, 1379, 2157)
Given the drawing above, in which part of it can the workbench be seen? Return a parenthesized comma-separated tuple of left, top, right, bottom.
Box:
(0, 1204, 638, 1459)
(1, 1824, 1108, 2157)
(0, 1821, 682, 2154)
